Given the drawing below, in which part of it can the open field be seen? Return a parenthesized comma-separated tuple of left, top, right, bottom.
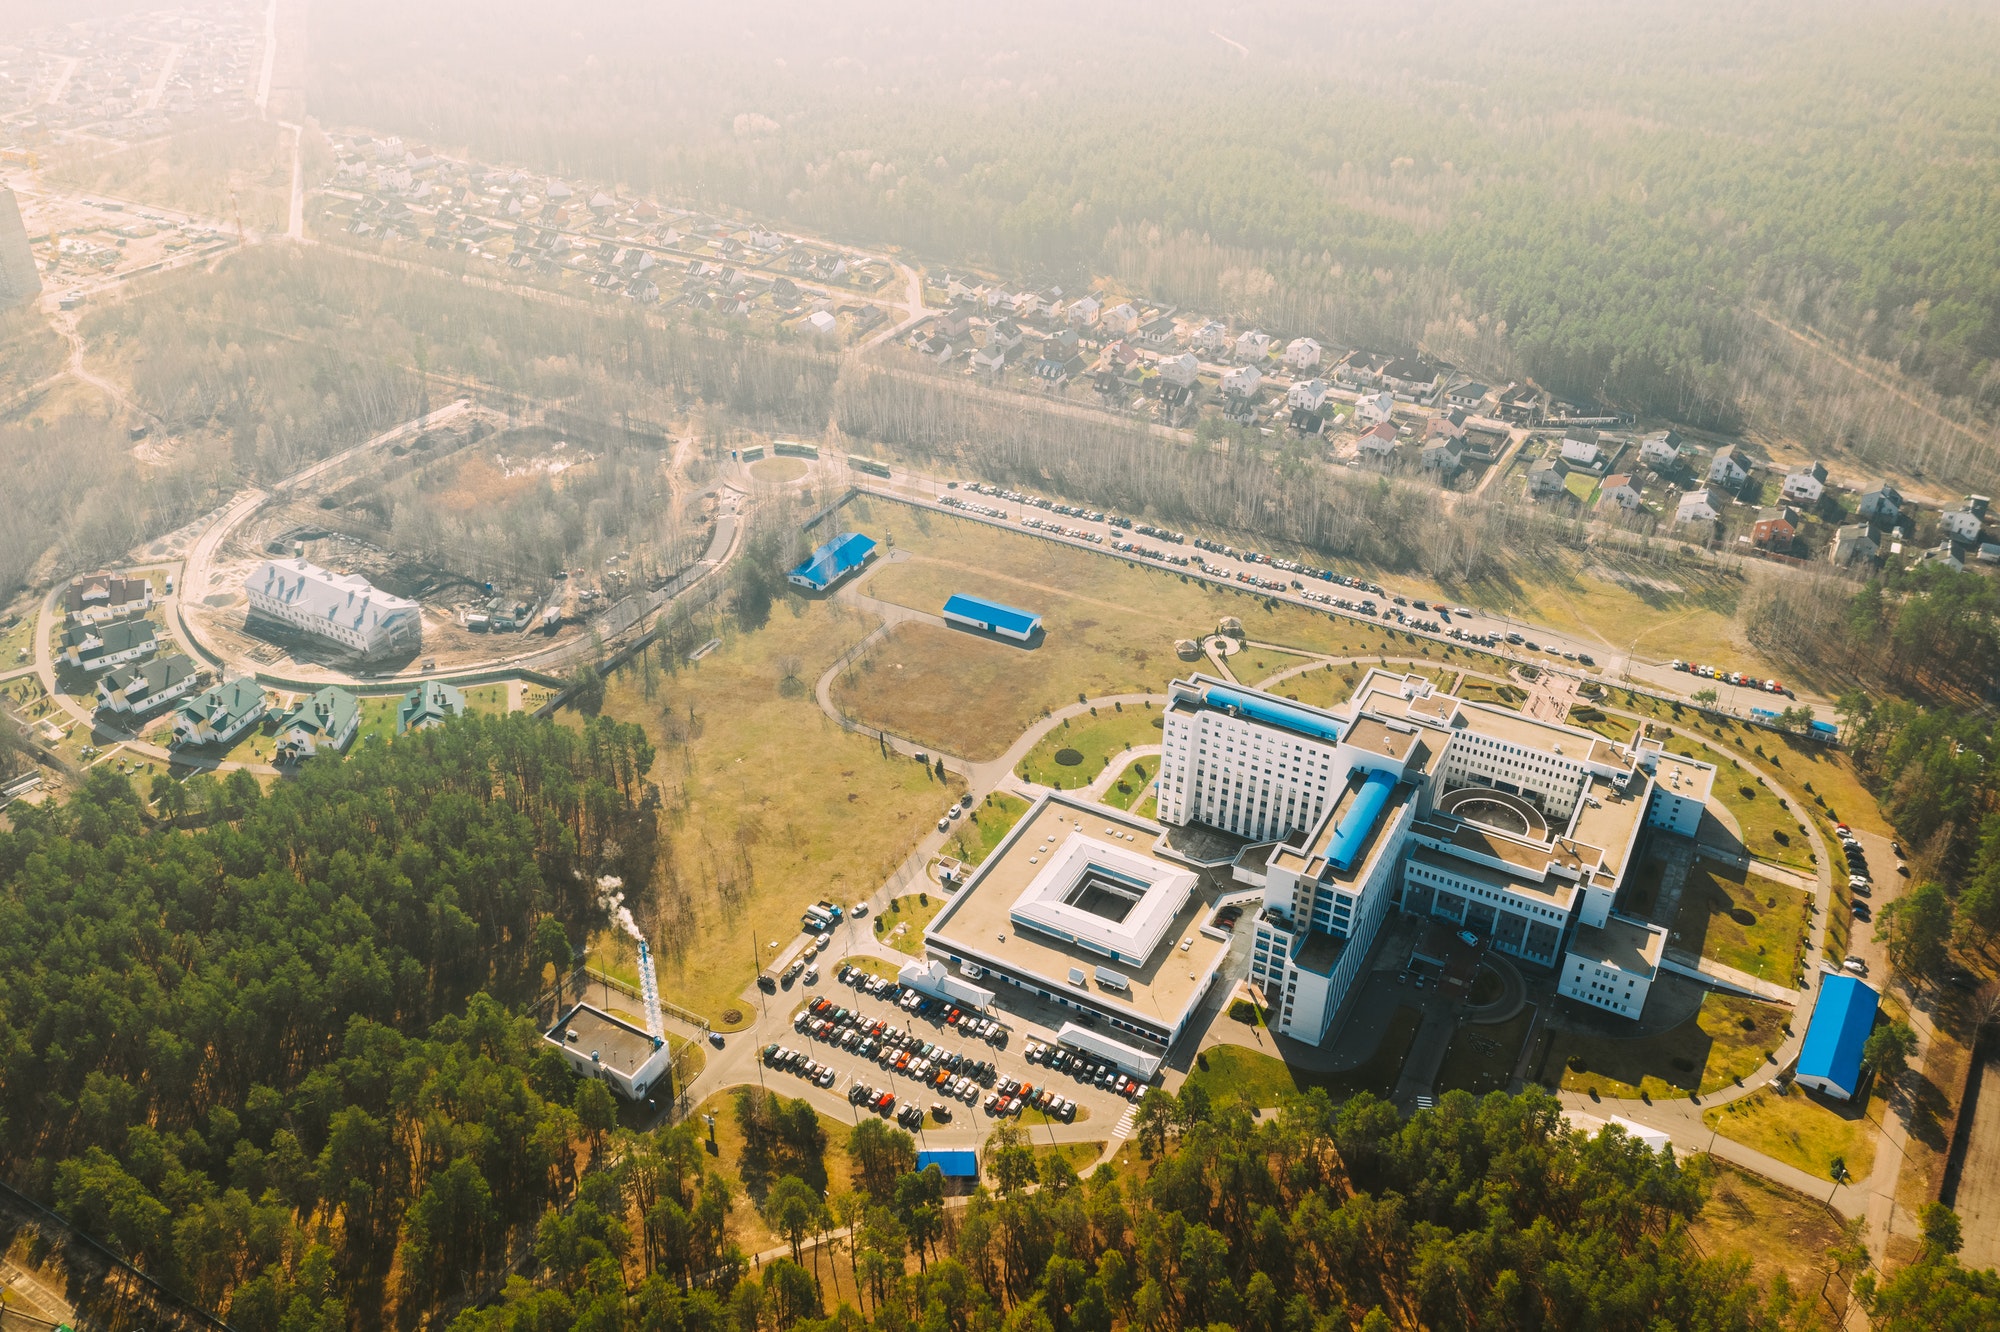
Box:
(1552, 991, 1788, 1098)
(943, 791, 1030, 865)
(1017, 704, 1163, 787)
(1705, 1083, 1879, 1182)
(1437, 1007, 1536, 1098)
(1690, 1161, 1858, 1306)
(1024, 1141, 1106, 1177)
(1278, 663, 1362, 708)
(836, 513, 1475, 757)
(46, 120, 294, 232)
(750, 456, 810, 484)
(1186, 1008, 1422, 1110)
(589, 596, 965, 1026)
(460, 682, 510, 715)
(1671, 860, 1809, 984)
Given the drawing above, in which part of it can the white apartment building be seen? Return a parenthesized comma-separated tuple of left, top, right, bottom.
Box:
(1234, 329, 1272, 362)
(1158, 679, 1348, 844)
(1288, 377, 1330, 411)
(1161, 671, 1696, 1044)
(1284, 337, 1322, 369)
(245, 559, 423, 659)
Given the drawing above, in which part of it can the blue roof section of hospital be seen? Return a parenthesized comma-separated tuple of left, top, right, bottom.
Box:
(1198, 682, 1345, 745)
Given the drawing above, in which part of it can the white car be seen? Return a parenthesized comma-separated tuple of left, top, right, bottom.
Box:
(1842, 956, 1868, 975)
(853, 902, 869, 918)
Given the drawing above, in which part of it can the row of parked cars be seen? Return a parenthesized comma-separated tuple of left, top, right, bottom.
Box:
(1670, 661, 1790, 696)
(1024, 1038, 1146, 1100)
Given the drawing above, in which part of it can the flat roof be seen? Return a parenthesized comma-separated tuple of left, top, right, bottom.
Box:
(1414, 814, 1584, 878)
(915, 1149, 980, 1178)
(546, 1003, 663, 1077)
(1455, 699, 1599, 759)
(1565, 774, 1649, 881)
(1409, 842, 1579, 910)
(1567, 914, 1665, 975)
(927, 795, 1228, 1033)
(942, 593, 1041, 634)
(1651, 752, 1715, 803)
(1345, 716, 1418, 764)
(1294, 929, 1348, 975)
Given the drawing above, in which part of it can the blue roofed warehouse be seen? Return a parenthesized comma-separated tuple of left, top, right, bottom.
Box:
(1794, 972, 1879, 1101)
(915, 1149, 980, 1180)
(942, 593, 1043, 642)
(788, 532, 876, 591)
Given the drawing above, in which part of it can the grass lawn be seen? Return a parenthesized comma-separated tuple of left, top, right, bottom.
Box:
(460, 682, 510, 715)
(1104, 756, 1156, 811)
(1564, 472, 1600, 504)
(1566, 704, 1636, 742)
(872, 891, 947, 956)
(1670, 860, 1809, 984)
(352, 694, 405, 747)
(1458, 677, 1526, 709)
(943, 791, 1030, 865)
(837, 511, 1448, 757)
(1664, 734, 1815, 870)
(1018, 704, 1164, 787)
(1186, 1007, 1422, 1110)
(586, 595, 965, 1026)
(750, 456, 810, 484)
(1437, 1006, 1536, 1098)
(1278, 663, 1363, 708)
(1705, 1083, 1879, 1182)
(839, 955, 903, 983)
(1551, 991, 1788, 1097)
(1234, 647, 1318, 686)
(1028, 1141, 1106, 1176)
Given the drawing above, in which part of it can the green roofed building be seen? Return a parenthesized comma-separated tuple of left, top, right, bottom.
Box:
(399, 680, 465, 733)
(276, 685, 361, 761)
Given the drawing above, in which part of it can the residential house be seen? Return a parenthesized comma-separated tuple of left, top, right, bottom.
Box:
(1358, 422, 1401, 465)
(1781, 462, 1828, 505)
(1221, 365, 1263, 399)
(399, 680, 466, 733)
(1830, 524, 1878, 568)
(1941, 499, 1986, 543)
(770, 276, 803, 308)
(1420, 434, 1464, 478)
(62, 574, 153, 624)
(969, 345, 1009, 375)
(807, 310, 838, 337)
(1708, 444, 1750, 493)
(1856, 484, 1903, 522)
(96, 653, 199, 715)
(1599, 474, 1643, 511)
(1135, 316, 1179, 350)
(1102, 303, 1140, 336)
(1191, 320, 1229, 355)
(1044, 327, 1081, 357)
(1287, 377, 1330, 411)
(1526, 456, 1571, 498)
(1559, 428, 1603, 469)
(1034, 352, 1085, 384)
(1497, 382, 1544, 424)
(275, 686, 361, 761)
(1638, 430, 1684, 470)
(62, 616, 157, 672)
(1234, 329, 1273, 363)
(936, 301, 975, 339)
(1751, 506, 1799, 549)
(1011, 291, 1044, 319)
(987, 319, 1024, 352)
(1283, 337, 1322, 369)
(1337, 352, 1393, 388)
(1065, 295, 1102, 326)
(814, 254, 848, 280)
(1444, 381, 1491, 411)
(1157, 352, 1200, 389)
(1915, 542, 1964, 572)
(1353, 389, 1395, 426)
(1675, 489, 1720, 526)
(1381, 358, 1439, 401)
(174, 677, 267, 748)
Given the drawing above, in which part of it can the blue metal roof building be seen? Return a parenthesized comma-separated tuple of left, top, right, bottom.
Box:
(915, 1149, 980, 1179)
(942, 593, 1043, 642)
(788, 532, 877, 591)
(1200, 682, 1345, 745)
(1795, 973, 1879, 1100)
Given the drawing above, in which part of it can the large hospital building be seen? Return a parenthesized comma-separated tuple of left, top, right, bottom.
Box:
(1163, 670, 1710, 1043)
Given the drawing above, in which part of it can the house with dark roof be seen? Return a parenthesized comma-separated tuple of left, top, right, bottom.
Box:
(63, 616, 157, 672)
(63, 574, 153, 624)
(275, 685, 361, 761)
(399, 680, 466, 733)
(97, 653, 199, 715)
(174, 678, 268, 748)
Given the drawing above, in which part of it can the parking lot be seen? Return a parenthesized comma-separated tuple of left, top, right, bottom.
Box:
(757, 962, 1147, 1134)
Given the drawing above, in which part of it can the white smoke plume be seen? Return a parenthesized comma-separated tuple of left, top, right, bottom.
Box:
(597, 875, 643, 941)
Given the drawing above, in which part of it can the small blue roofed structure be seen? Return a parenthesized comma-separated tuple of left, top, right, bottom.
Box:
(1795, 973, 1879, 1100)
(942, 593, 1042, 642)
(788, 532, 876, 592)
(915, 1149, 980, 1180)
(1326, 769, 1398, 873)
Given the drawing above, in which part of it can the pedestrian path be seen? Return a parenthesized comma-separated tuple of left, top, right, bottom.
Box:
(1111, 1107, 1137, 1140)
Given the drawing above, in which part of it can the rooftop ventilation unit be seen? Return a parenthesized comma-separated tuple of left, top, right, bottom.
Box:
(1095, 966, 1131, 991)
(1068, 967, 1088, 986)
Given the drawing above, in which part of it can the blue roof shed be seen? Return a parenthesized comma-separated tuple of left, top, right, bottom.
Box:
(1795, 973, 1878, 1101)
(915, 1149, 980, 1179)
(788, 532, 877, 591)
(941, 593, 1043, 641)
